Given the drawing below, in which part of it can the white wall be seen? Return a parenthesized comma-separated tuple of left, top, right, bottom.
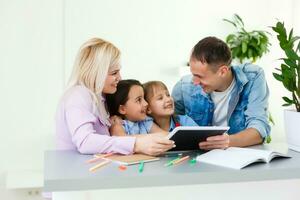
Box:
(0, 0, 63, 199)
(64, 0, 296, 142)
(0, 0, 299, 198)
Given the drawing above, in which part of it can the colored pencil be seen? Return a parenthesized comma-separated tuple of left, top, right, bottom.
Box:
(164, 157, 181, 167)
(172, 155, 190, 165)
(139, 161, 144, 173)
(89, 160, 111, 172)
(86, 153, 114, 163)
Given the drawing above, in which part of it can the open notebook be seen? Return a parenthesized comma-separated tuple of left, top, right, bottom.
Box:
(196, 147, 291, 170)
(95, 154, 159, 165)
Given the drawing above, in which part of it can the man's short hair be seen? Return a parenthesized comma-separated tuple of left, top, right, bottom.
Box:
(191, 36, 232, 67)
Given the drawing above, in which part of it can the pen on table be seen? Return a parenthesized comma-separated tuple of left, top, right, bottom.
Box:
(89, 160, 111, 172)
(86, 153, 114, 163)
(139, 161, 144, 173)
(172, 155, 190, 165)
(164, 157, 181, 167)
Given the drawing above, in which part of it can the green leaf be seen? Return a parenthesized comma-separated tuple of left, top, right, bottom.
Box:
(278, 36, 288, 48)
(275, 67, 281, 72)
(242, 41, 247, 53)
(282, 103, 293, 106)
(226, 34, 236, 43)
(248, 48, 253, 59)
(296, 40, 300, 53)
(254, 35, 261, 45)
(260, 43, 267, 54)
(234, 14, 244, 27)
(285, 49, 299, 60)
(289, 36, 300, 47)
(252, 56, 257, 63)
(282, 96, 294, 104)
(223, 19, 237, 28)
(281, 58, 298, 68)
(231, 47, 239, 58)
(273, 73, 283, 81)
(288, 28, 293, 41)
(281, 64, 296, 90)
(276, 22, 287, 39)
(282, 74, 296, 92)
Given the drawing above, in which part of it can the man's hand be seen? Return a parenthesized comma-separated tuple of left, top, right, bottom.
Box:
(199, 128, 264, 150)
(199, 133, 230, 150)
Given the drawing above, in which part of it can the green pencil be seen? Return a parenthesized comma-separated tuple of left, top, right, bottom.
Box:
(139, 161, 144, 173)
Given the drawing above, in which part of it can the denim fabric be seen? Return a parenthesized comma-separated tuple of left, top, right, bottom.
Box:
(122, 116, 153, 135)
(169, 115, 198, 132)
(172, 63, 271, 139)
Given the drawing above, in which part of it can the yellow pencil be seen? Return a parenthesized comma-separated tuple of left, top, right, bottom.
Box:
(89, 160, 111, 172)
(86, 156, 103, 163)
(172, 155, 190, 165)
(86, 153, 114, 163)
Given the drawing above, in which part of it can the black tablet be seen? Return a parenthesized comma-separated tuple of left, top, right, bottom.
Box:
(167, 126, 230, 151)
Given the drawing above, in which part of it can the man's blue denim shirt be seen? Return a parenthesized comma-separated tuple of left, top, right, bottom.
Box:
(172, 63, 271, 139)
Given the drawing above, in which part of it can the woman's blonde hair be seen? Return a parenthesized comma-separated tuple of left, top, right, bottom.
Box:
(67, 38, 120, 122)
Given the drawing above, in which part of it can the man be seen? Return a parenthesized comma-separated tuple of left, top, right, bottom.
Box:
(172, 36, 270, 150)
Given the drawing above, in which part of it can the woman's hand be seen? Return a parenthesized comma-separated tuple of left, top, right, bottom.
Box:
(199, 133, 230, 150)
(134, 134, 175, 156)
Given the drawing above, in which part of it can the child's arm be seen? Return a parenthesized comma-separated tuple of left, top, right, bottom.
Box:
(109, 115, 127, 136)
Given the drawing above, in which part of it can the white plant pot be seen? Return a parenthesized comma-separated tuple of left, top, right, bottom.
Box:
(284, 109, 300, 152)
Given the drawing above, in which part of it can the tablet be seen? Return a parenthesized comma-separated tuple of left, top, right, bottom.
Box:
(167, 126, 230, 151)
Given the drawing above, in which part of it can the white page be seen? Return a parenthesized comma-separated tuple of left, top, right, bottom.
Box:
(196, 147, 272, 170)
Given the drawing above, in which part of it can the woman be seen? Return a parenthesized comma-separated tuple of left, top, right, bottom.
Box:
(55, 38, 174, 155)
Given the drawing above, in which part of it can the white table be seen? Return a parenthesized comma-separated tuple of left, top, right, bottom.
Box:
(44, 143, 300, 200)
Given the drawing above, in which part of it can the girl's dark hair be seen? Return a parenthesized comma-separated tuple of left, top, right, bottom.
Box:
(106, 79, 143, 117)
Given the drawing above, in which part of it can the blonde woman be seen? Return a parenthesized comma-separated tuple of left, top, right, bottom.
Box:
(55, 38, 174, 155)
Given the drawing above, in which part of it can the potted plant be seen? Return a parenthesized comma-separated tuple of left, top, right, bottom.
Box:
(272, 21, 300, 152)
(224, 14, 271, 63)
